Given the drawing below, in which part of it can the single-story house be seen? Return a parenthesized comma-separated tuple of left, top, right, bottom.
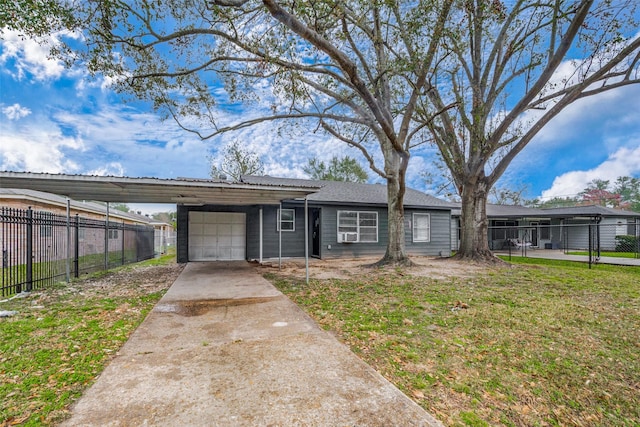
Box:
(176, 176, 456, 263)
(0, 172, 455, 264)
(0, 188, 174, 255)
(451, 204, 640, 251)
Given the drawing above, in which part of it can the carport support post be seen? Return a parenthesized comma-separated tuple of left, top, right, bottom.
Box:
(259, 207, 263, 263)
(278, 202, 282, 270)
(305, 197, 309, 284)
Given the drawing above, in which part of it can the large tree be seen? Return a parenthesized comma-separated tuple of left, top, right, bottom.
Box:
(75, 0, 453, 265)
(422, 0, 640, 261)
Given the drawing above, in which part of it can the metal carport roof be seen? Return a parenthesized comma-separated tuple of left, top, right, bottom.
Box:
(0, 172, 320, 205)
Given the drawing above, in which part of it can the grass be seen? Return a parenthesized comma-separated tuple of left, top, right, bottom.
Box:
(0, 251, 177, 426)
(268, 258, 640, 426)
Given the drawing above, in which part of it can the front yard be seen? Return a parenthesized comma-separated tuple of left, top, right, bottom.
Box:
(1, 254, 638, 426)
(0, 254, 184, 426)
(267, 257, 640, 426)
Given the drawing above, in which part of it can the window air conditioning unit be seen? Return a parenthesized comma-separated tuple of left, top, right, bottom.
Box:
(338, 232, 358, 243)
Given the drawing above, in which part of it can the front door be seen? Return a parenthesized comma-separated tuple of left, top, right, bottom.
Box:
(311, 208, 321, 258)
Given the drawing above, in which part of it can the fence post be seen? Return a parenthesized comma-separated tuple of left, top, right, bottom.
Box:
(589, 224, 593, 269)
(74, 214, 80, 278)
(121, 222, 125, 266)
(104, 203, 109, 270)
(26, 207, 33, 292)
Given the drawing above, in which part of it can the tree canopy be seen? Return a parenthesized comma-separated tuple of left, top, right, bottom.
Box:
(304, 156, 368, 183)
(30, 0, 640, 264)
(421, 0, 640, 260)
(71, 0, 455, 264)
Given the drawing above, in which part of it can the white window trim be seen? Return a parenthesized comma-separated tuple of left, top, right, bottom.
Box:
(337, 210, 378, 243)
(277, 208, 295, 232)
(412, 213, 431, 243)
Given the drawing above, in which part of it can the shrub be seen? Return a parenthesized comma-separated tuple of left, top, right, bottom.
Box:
(615, 235, 639, 252)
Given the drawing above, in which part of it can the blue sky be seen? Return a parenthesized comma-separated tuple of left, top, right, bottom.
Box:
(1, 28, 640, 214)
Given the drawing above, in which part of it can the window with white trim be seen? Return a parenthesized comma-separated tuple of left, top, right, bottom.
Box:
(412, 213, 431, 242)
(277, 209, 295, 231)
(337, 211, 378, 242)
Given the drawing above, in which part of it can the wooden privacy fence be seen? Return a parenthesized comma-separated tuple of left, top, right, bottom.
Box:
(1, 207, 155, 297)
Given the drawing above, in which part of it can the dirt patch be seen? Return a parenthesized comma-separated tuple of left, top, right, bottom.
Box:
(257, 256, 497, 281)
(31, 263, 186, 305)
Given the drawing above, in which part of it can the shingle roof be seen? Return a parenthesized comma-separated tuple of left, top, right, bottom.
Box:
(541, 205, 640, 218)
(450, 202, 640, 218)
(240, 176, 456, 209)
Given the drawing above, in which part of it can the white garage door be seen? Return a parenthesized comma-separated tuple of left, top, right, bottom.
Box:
(188, 212, 246, 261)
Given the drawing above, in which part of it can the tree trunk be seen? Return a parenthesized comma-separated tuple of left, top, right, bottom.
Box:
(454, 178, 502, 263)
(376, 148, 412, 266)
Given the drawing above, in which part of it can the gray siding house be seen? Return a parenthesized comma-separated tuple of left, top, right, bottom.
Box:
(176, 176, 454, 263)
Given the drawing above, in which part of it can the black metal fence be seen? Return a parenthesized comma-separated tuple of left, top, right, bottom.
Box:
(1, 207, 156, 297)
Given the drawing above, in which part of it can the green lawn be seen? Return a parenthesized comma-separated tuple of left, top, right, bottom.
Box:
(268, 258, 640, 426)
(0, 252, 180, 426)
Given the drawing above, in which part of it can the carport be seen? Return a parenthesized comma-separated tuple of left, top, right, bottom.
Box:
(0, 171, 320, 279)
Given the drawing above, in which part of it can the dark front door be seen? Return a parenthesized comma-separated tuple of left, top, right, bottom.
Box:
(311, 208, 321, 258)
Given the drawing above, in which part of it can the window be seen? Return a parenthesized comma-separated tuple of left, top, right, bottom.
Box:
(539, 221, 551, 240)
(108, 229, 119, 239)
(492, 220, 518, 240)
(412, 213, 431, 242)
(277, 209, 295, 232)
(337, 211, 378, 243)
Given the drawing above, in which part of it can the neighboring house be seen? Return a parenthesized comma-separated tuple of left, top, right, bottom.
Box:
(451, 204, 640, 251)
(176, 176, 456, 263)
(539, 205, 640, 251)
(0, 188, 174, 257)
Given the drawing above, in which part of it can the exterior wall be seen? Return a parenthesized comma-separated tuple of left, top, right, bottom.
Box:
(249, 205, 307, 260)
(319, 205, 450, 259)
(178, 203, 452, 263)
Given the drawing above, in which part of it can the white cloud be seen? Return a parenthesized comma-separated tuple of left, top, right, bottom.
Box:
(0, 29, 73, 81)
(0, 123, 84, 173)
(2, 103, 31, 120)
(540, 145, 640, 199)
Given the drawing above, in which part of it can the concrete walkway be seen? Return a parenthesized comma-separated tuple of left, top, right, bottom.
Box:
(61, 262, 443, 427)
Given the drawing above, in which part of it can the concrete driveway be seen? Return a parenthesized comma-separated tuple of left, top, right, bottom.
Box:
(61, 262, 443, 426)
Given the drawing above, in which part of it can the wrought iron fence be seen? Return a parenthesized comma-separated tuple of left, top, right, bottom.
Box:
(1, 207, 156, 297)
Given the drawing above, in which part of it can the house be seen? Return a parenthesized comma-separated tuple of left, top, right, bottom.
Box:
(451, 204, 640, 251)
(176, 176, 456, 263)
(0, 188, 174, 256)
(539, 205, 640, 251)
(0, 172, 455, 264)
